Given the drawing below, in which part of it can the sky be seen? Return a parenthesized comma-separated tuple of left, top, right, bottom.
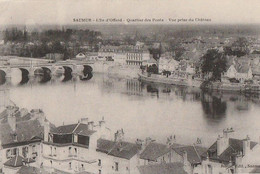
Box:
(0, 0, 260, 26)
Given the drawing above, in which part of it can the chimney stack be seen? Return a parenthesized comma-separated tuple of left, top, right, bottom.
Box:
(243, 135, 250, 156)
(44, 121, 50, 142)
(166, 135, 176, 147)
(183, 151, 188, 165)
(7, 112, 16, 132)
(20, 108, 29, 117)
(88, 121, 94, 130)
(196, 138, 202, 146)
(80, 117, 89, 124)
(114, 129, 124, 142)
(31, 109, 45, 125)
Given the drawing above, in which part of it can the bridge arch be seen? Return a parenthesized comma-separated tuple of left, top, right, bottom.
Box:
(33, 67, 52, 83)
(62, 66, 73, 82)
(0, 69, 7, 85)
(80, 65, 93, 81)
(19, 68, 30, 85)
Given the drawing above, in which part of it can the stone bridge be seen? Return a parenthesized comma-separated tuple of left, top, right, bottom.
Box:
(0, 60, 94, 84)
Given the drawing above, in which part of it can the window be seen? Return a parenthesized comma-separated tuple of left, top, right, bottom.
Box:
(8, 148, 18, 158)
(53, 147, 57, 156)
(99, 169, 101, 174)
(32, 145, 36, 153)
(98, 159, 101, 166)
(81, 164, 84, 170)
(207, 165, 212, 174)
(22, 146, 28, 158)
(69, 162, 72, 170)
(126, 167, 129, 171)
(6, 149, 11, 158)
(115, 162, 119, 171)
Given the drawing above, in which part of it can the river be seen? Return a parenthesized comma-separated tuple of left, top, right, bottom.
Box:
(1, 71, 260, 147)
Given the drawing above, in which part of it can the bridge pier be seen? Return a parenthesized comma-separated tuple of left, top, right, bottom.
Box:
(28, 67, 35, 78)
(5, 67, 12, 85)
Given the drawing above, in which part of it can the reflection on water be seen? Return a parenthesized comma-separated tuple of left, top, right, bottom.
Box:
(1, 73, 260, 146)
(201, 93, 227, 119)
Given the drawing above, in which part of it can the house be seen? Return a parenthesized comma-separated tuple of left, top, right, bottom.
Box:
(45, 53, 64, 61)
(234, 139, 260, 174)
(42, 117, 112, 174)
(138, 136, 207, 174)
(137, 162, 188, 174)
(126, 49, 150, 66)
(3, 155, 24, 174)
(96, 129, 141, 174)
(16, 165, 49, 174)
(142, 57, 158, 67)
(76, 52, 86, 59)
(224, 63, 253, 83)
(0, 106, 53, 174)
(201, 128, 258, 174)
(158, 58, 179, 73)
(175, 60, 196, 78)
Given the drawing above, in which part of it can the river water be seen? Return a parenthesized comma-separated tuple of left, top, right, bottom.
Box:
(1, 71, 260, 146)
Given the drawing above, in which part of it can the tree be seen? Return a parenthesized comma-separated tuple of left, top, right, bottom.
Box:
(200, 49, 227, 81)
(224, 37, 250, 57)
(147, 64, 158, 74)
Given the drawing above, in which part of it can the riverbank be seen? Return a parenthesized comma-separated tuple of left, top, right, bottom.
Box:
(138, 73, 260, 94)
(92, 61, 141, 79)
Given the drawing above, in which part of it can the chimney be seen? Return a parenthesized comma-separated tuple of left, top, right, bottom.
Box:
(7, 112, 16, 132)
(31, 109, 45, 125)
(20, 108, 29, 117)
(114, 129, 124, 142)
(99, 117, 105, 128)
(88, 121, 94, 130)
(166, 135, 176, 147)
(196, 138, 202, 146)
(80, 118, 89, 124)
(183, 151, 188, 165)
(145, 137, 154, 146)
(243, 135, 250, 156)
(44, 121, 50, 142)
(217, 128, 233, 156)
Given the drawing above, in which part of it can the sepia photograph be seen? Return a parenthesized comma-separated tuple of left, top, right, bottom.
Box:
(1, 0, 260, 173)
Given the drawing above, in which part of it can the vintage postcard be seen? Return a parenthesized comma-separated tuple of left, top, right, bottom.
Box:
(1, 0, 260, 173)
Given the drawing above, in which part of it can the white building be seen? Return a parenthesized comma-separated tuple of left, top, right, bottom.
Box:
(96, 129, 141, 174)
(0, 106, 51, 174)
(138, 137, 207, 174)
(76, 52, 86, 59)
(158, 58, 179, 73)
(42, 118, 112, 174)
(224, 63, 253, 83)
(201, 128, 258, 174)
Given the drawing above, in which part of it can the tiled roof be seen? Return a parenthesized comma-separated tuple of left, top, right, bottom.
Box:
(52, 123, 78, 134)
(235, 63, 251, 73)
(97, 138, 141, 160)
(139, 142, 170, 161)
(0, 119, 44, 146)
(4, 155, 24, 167)
(138, 162, 188, 174)
(51, 123, 96, 136)
(96, 139, 116, 153)
(203, 138, 257, 163)
(172, 145, 207, 165)
(17, 166, 49, 174)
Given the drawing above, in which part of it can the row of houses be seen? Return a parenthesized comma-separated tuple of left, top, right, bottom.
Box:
(75, 45, 151, 66)
(1, 106, 260, 174)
